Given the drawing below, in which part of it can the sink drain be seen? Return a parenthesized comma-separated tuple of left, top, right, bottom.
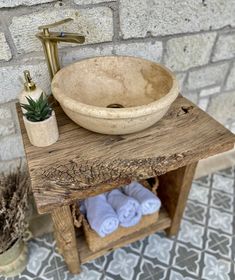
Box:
(106, 103, 124, 108)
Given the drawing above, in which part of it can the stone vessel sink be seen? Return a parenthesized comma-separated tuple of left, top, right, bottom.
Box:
(51, 56, 179, 135)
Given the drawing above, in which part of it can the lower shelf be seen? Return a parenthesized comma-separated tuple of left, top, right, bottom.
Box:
(77, 207, 171, 264)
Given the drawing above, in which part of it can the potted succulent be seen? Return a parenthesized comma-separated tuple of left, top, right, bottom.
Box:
(21, 93, 59, 147)
(0, 167, 31, 276)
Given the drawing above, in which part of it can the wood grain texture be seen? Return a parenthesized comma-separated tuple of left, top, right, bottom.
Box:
(51, 206, 80, 274)
(16, 95, 235, 213)
(158, 162, 198, 236)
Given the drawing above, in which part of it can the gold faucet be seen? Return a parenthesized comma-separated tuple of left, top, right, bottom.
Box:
(36, 18, 85, 79)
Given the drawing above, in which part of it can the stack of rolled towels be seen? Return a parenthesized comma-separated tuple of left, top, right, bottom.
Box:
(81, 181, 161, 238)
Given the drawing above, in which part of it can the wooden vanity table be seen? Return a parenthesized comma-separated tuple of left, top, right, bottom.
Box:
(17, 95, 235, 274)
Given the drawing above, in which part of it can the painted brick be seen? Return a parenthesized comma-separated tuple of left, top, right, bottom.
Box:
(119, 0, 235, 39)
(208, 90, 235, 125)
(114, 41, 162, 62)
(0, 0, 54, 7)
(175, 73, 187, 92)
(62, 44, 113, 66)
(0, 120, 15, 137)
(181, 92, 198, 104)
(9, 7, 113, 54)
(74, 0, 113, 4)
(0, 33, 12, 61)
(0, 106, 12, 120)
(230, 123, 235, 134)
(186, 63, 229, 90)
(0, 158, 23, 174)
(0, 62, 50, 104)
(225, 63, 235, 91)
(200, 86, 221, 97)
(164, 33, 216, 71)
(0, 134, 25, 161)
(213, 33, 235, 61)
(198, 98, 209, 111)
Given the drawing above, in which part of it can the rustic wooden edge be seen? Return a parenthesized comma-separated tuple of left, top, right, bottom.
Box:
(16, 96, 235, 214)
(158, 162, 198, 236)
(51, 206, 81, 274)
(35, 142, 233, 214)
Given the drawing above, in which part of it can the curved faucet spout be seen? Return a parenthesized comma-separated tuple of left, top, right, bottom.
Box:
(57, 32, 85, 44)
(36, 18, 85, 79)
(37, 31, 85, 44)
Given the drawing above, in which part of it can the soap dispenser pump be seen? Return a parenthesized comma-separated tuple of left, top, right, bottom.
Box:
(19, 70, 46, 112)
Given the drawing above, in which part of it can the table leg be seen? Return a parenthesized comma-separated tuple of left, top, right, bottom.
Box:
(158, 162, 198, 236)
(51, 205, 81, 274)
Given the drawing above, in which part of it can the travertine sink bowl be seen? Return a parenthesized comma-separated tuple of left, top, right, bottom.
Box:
(51, 56, 179, 135)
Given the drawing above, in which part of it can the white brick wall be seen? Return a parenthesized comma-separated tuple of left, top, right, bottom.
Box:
(114, 41, 162, 62)
(0, 0, 54, 7)
(62, 44, 113, 66)
(0, 33, 12, 61)
(186, 63, 229, 90)
(0, 134, 24, 160)
(164, 33, 216, 71)
(208, 90, 235, 124)
(119, 0, 235, 39)
(213, 33, 235, 61)
(9, 7, 113, 54)
(74, 0, 113, 4)
(225, 63, 235, 91)
(0, 62, 50, 103)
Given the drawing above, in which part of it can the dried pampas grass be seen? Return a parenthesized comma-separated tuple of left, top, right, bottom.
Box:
(0, 167, 30, 254)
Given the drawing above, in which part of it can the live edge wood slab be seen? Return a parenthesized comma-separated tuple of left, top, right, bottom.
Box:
(17, 95, 235, 214)
(17, 94, 235, 274)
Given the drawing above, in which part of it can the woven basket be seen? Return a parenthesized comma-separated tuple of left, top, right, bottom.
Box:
(73, 178, 159, 252)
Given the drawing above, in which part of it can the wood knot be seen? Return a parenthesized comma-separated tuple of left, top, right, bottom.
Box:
(175, 153, 184, 161)
(177, 106, 194, 116)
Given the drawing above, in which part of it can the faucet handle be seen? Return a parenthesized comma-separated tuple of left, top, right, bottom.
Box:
(38, 18, 73, 31)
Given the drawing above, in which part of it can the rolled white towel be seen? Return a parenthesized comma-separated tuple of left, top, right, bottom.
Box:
(79, 200, 86, 214)
(123, 181, 161, 215)
(107, 189, 142, 228)
(84, 194, 119, 237)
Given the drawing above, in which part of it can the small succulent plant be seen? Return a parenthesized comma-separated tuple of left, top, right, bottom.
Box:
(20, 93, 52, 122)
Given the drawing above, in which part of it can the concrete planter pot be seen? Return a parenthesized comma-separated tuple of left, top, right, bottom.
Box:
(0, 239, 28, 277)
(23, 111, 59, 147)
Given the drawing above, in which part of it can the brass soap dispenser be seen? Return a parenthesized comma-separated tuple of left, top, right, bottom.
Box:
(19, 70, 46, 112)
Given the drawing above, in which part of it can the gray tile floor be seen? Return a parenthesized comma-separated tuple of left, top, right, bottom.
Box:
(1, 167, 235, 280)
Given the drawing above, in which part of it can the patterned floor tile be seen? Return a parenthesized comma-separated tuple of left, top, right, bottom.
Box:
(206, 231, 232, 259)
(42, 269, 61, 280)
(143, 232, 174, 266)
(216, 167, 235, 178)
(201, 252, 232, 280)
(194, 174, 212, 188)
(212, 174, 234, 195)
(210, 190, 234, 212)
(0, 167, 234, 280)
(177, 220, 205, 249)
(188, 183, 210, 205)
(106, 248, 139, 280)
(137, 260, 167, 280)
(172, 243, 202, 277)
(58, 265, 103, 280)
(205, 229, 232, 252)
(208, 208, 233, 234)
(183, 201, 207, 225)
(18, 234, 57, 279)
(167, 269, 197, 280)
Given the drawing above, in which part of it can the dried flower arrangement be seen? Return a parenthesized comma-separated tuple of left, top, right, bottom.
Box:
(0, 168, 30, 254)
